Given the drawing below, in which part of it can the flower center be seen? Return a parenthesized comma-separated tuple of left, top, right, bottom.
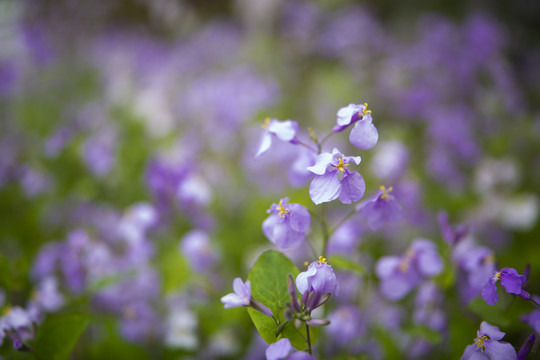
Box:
(335, 157, 349, 173)
(277, 200, 290, 218)
(379, 185, 393, 200)
(493, 271, 501, 283)
(261, 117, 271, 129)
(317, 256, 327, 264)
(474, 335, 489, 351)
(398, 249, 415, 272)
(361, 103, 372, 117)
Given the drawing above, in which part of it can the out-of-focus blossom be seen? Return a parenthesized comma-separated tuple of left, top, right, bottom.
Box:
(522, 296, 540, 334)
(357, 186, 403, 230)
(180, 229, 218, 273)
(255, 118, 299, 158)
(118, 203, 158, 244)
(376, 239, 442, 300)
(307, 148, 365, 205)
(370, 140, 408, 181)
(164, 298, 198, 350)
(262, 198, 310, 249)
(461, 321, 516, 360)
(287, 148, 316, 188)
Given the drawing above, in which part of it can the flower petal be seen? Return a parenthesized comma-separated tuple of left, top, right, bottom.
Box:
(268, 119, 298, 142)
(309, 171, 341, 205)
(338, 172, 366, 204)
(484, 340, 517, 360)
(350, 119, 378, 150)
(482, 282, 499, 305)
(288, 203, 311, 233)
(255, 132, 272, 158)
(307, 153, 334, 175)
(480, 321, 505, 341)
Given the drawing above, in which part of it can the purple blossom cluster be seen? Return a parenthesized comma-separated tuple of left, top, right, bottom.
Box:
(0, 1, 539, 360)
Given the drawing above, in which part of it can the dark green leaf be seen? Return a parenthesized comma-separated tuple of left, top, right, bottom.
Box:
(32, 313, 89, 360)
(247, 250, 309, 350)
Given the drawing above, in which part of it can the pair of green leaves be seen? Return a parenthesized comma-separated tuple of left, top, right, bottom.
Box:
(247, 250, 311, 351)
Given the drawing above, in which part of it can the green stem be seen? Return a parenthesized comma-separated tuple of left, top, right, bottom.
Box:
(305, 323, 312, 355)
(318, 130, 334, 150)
(328, 208, 357, 237)
(320, 204, 329, 256)
(297, 140, 318, 153)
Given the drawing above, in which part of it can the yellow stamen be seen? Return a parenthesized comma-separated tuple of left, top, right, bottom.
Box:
(318, 256, 327, 264)
(261, 117, 271, 129)
(494, 272, 501, 282)
(362, 103, 372, 117)
(335, 157, 349, 173)
(277, 199, 290, 218)
(474, 335, 489, 350)
(398, 250, 415, 272)
(123, 306, 137, 320)
(379, 185, 393, 200)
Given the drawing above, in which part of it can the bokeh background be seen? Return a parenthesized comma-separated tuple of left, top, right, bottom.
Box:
(1, 0, 540, 359)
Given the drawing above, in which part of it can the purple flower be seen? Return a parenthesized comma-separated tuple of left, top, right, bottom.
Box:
(296, 256, 339, 296)
(461, 321, 516, 360)
(482, 268, 529, 305)
(357, 185, 403, 230)
(333, 103, 378, 150)
(221, 278, 273, 317)
(522, 296, 540, 334)
(255, 118, 299, 158)
(375, 239, 442, 300)
(262, 198, 311, 249)
(307, 148, 365, 205)
(265, 338, 314, 360)
(180, 229, 218, 272)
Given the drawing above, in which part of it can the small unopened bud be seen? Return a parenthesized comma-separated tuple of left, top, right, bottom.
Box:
(294, 319, 302, 329)
(307, 291, 321, 312)
(306, 318, 331, 327)
(315, 293, 332, 309)
(308, 128, 318, 143)
(288, 274, 300, 312)
(250, 299, 274, 318)
(517, 333, 536, 360)
(12, 339, 30, 352)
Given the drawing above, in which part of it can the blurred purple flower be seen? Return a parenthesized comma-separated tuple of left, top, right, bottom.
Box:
(262, 198, 310, 249)
(357, 185, 403, 230)
(180, 229, 218, 273)
(307, 148, 365, 205)
(461, 321, 516, 360)
(376, 239, 442, 300)
(255, 118, 299, 158)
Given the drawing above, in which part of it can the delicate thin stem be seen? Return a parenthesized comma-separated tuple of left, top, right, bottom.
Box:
(530, 297, 540, 308)
(318, 130, 334, 149)
(305, 236, 319, 259)
(305, 323, 312, 355)
(297, 140, 318, 153)
(320, 204, 329, 256)
(328, 208, 357, 237)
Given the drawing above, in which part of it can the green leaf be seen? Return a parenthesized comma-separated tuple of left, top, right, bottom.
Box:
(247, 250, 309, 351)
(404, 324, 443, 344)
(32, 313, 89, 360)
(328, 255, 365, 274)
